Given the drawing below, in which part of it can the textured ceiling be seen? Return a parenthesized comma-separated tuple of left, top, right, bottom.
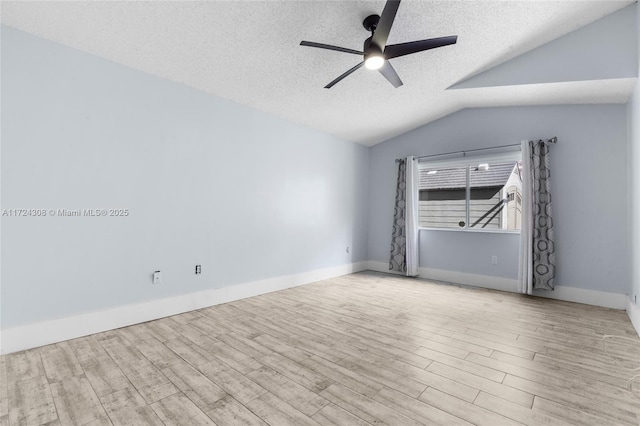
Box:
(0, 1, 634, 146)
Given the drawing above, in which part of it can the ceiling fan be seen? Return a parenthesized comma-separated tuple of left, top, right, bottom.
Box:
(300, 0, 457, 89)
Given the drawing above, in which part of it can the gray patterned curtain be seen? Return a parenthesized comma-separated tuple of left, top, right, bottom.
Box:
(389, 159, 407, 273)
(531, 139, 556, 290)
(519, 138, 556, 293)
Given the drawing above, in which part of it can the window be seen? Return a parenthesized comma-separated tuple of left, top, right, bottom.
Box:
(418, 152, 522, 231)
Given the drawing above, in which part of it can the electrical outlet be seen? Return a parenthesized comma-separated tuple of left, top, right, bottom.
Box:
(195, 265, 202, 275)
(153, 271, 162, 284)
(491, 256, 498, 265)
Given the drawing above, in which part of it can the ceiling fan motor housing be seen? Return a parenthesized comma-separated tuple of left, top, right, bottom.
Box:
(363, 37, 382, 58)
(363, 15, 383, 60)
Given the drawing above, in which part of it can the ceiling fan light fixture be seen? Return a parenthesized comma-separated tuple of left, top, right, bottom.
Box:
(365, 54, 384, 70)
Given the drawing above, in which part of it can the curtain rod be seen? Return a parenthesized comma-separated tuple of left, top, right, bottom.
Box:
(395, 137, 557, 163)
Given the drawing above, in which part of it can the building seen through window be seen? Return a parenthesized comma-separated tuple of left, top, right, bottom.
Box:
(419, 160, 522, 231)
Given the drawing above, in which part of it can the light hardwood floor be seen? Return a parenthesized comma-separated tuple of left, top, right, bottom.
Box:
(2, 271, 640, 425)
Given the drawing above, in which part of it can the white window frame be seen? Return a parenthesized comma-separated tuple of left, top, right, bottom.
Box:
(417, 150, 522, 234)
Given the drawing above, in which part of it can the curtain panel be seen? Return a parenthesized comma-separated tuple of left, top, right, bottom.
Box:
(389, 157, 419, 276)
(519, 139, 556, 294)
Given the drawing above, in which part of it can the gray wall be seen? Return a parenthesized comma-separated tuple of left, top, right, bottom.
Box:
(1, 27, 369, 328)
(420, 231, 520, 279)
(369, 105, 629, 294)
(628, 1, 640, 307)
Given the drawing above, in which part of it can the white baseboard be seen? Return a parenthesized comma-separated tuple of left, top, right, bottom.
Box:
(1, 261, 367, 355)
(367, 261, 626, 309)
(627, 296, 640, 337)
(532, 285, 626, 310)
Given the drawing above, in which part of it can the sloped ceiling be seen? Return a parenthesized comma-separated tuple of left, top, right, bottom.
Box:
(1, 1, 636, 146)
(449, 4, 637, 89)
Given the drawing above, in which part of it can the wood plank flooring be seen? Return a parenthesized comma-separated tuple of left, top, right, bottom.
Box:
(2, 271, 640, 425)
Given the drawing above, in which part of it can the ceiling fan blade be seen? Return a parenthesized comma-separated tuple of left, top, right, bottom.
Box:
(371, 0, 401, 51)
(300, 41, 363, 55)
(384, 36, 458, 59)
(378, 61, 403, 88)
(324, 62, 365, 89)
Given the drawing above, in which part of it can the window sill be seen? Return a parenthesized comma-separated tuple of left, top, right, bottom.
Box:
(418, 227, 521, 235)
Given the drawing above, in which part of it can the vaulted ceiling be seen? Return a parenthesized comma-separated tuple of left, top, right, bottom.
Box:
(1, 1, 635, 146)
